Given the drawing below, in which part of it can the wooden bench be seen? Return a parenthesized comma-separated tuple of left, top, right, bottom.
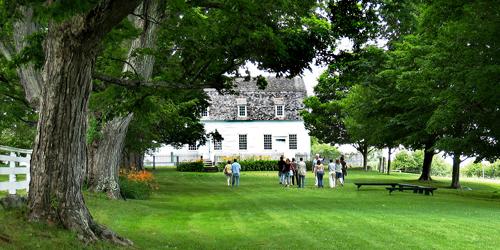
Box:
(354, 182, 399, 190)
(386, 185, 437, 196)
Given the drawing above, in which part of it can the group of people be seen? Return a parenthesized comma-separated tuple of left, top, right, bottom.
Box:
(277, 157, 307, 188)
(278, 154, 348, 188)
(223, 159, 241, 187)
(223, 154, 348, 189)
(313, 155, 347, 188)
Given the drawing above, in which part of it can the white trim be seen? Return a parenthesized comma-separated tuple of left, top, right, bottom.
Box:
(201, 107, 209, 118)
(275, 105, 284, 118)
(238, 105, 247, 117)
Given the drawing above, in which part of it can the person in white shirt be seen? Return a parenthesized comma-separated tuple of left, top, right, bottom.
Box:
(328, 159, 336, 188)
(334, 159, 344, 187)
(312, 154, 322, 186)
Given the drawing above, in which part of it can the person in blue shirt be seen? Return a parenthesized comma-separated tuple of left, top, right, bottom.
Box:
(231, 159, 241, 187)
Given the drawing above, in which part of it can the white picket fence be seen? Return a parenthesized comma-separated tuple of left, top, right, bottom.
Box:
(0, 145, 32, 195)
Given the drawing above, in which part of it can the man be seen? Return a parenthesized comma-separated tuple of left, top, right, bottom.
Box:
(340, 155, 347, 181)
(278, 156, 286, 185)
(297, 157, 307, 188)
(231, 159, 241, 187)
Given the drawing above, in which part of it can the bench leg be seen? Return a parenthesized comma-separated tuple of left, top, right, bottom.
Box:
(424, 190, 430, 195)
(413, 189, 418, 193)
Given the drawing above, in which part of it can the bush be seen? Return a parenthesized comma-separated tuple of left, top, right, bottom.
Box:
(392, 150, 451, 176)
(119, 176, 151, 200)
(216, 160, 314, 172)
(392, 150, 419, 173)
(463, 161, 500, 178)
(431, 156, 451, 176)
(177, 161, 204, 172)
(118, 170, 156, 200)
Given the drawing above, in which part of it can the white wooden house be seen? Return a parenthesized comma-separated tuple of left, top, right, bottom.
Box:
(148, 77, 311, 164)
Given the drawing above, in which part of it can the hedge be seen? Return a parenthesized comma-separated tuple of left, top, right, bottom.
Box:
(217, 160, 314, 172)
(177, 161, 204, 172)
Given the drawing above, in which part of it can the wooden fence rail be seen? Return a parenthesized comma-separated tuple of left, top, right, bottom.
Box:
(0, 145, 32, 195)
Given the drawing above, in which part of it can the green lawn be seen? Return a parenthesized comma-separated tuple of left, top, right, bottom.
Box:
(1, 169, 500, 249)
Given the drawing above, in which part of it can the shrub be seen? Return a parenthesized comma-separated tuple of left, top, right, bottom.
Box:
(431, 156, 451, 176)
(119, 176, 151, 200)
(217, 160, 314, 172)
(392, 150, 419, 173)
(177, 161, 204, 172)
(463, 161, 500, 178)
(119, 170, 157, 200)
(392, 150, 451, 176)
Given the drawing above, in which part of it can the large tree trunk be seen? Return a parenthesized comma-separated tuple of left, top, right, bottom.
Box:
(387, 147, 392, 175)
(85, 0, 162, 197)
(121, 151, 145, 171)
(450, 154, 461, 189)
(87, 114, 133, 199)
(27, 0, 141, 244)
(418, 143, 435, 181)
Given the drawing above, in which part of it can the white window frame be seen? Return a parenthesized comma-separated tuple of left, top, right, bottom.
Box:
(201, 107, 209, 118)
(289, 134, 297, 150)
(238, 105, 247, 117)
(239, 134, 247, 150)
(275, 105, 284, 117)
(264, 134, 272, 150)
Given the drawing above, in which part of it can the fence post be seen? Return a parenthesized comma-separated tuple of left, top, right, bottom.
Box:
(176, 156, 179, 166)
(26, 153, 31, 192)
(9, 152, 16, 195)
(153, 155, 156, 170)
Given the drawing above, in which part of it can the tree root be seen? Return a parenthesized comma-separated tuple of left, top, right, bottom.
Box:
(91, 223, 133, 246)
(29, 205, 133, 247)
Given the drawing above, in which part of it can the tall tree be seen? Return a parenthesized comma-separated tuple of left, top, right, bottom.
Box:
(2, 0, 361, 244)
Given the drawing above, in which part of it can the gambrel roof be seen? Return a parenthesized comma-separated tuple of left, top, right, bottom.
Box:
(204, 77, 307, 121)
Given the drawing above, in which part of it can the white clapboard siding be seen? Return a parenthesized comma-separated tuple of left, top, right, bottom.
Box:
(0, 146, 32, 195)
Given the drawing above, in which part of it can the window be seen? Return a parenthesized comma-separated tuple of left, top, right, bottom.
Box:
(275, 105, 284, 117)
(264, 134, 272, 150)
(214, 139, 222, 150)
(188, 143, 198, 151)
(239, 134, 247, 150)
(201, 107, 209, 117)
(238, 105, 247, 117)
(289, 134, 297, 149)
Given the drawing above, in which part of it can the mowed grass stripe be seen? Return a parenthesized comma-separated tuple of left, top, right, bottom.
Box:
(1, 168, 499, 249)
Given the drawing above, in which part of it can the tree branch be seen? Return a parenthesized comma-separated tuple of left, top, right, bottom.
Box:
(81, 0, 143, 43)
(187, 0, 225, 9)
(92, 72, 216, 90)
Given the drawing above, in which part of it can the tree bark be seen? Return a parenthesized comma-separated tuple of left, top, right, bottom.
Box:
(87, 114, 133, 199)
(450, 154, 461, 189)
(121, 151, 144, 171)
(27, 0, 141, 244)
(387, 147, 392, 175)
(418, 142, 435, 181)
(0, 6, 43, 108)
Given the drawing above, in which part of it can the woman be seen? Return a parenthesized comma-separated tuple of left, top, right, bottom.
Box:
(223, 160, 232, 186)
(335, 159, 344, 187)
(314, 160, 325, 188)
(283, 158, 291, 187)
(328, 159, 336, 188)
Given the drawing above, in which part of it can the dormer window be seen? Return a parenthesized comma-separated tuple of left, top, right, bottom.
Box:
(201, 107, 209, 118)
(275, 105, 284, 117)
(236, 98, 247, 118)
(238, 105, 247, 117)
(273, 98, 285, 118)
